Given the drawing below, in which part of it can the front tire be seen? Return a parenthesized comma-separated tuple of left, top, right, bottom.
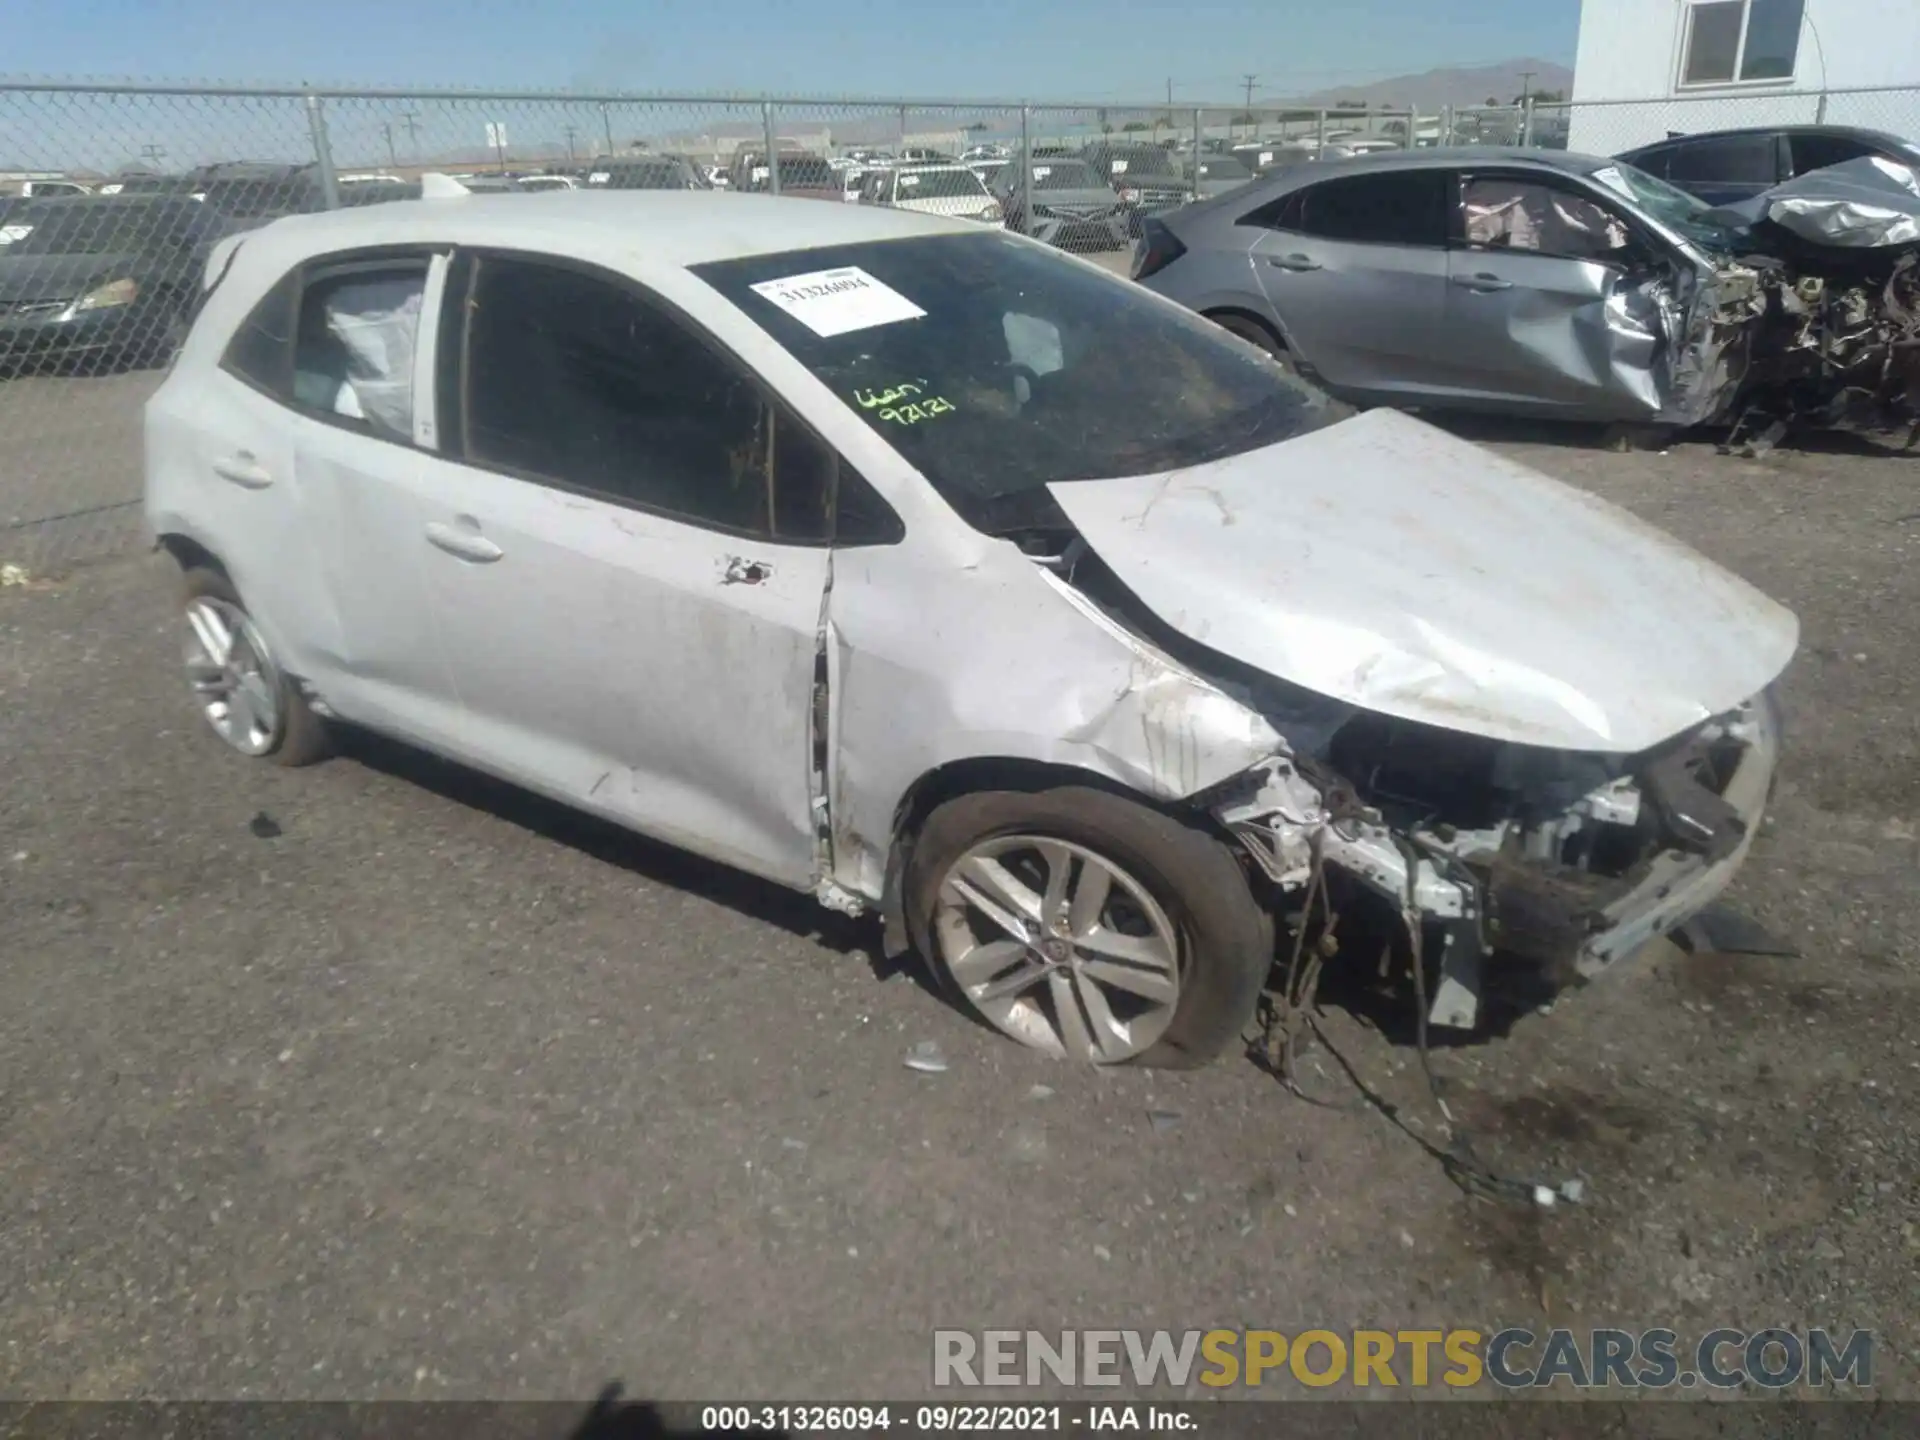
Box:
(906, 786, 1273, 1068)
(178, 566, 331, 767)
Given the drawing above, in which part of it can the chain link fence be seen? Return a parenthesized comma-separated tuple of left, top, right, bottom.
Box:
(2, 79, 1918, 577)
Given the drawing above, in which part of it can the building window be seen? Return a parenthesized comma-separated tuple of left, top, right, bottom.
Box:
(1680, 0, 1804, 87)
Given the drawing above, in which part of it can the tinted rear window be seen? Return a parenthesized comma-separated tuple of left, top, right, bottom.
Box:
(1663, 135, 1778, 185)
(1292, 170, 1450, 246)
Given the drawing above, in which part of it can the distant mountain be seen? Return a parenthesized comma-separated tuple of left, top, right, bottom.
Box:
(1296, 58, 1573, 111)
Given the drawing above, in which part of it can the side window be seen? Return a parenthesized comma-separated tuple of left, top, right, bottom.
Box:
(291, 261, 429, 440)
(1630, 145, 1674, 179)
(1462, 176, 1632, 262)
(459, 255, 844, 542)
(1293, 171, 1449, 246)
(220, 269, 299, 395)
(1788, 133, 1875, 176)
(1664, 135, 1778, 185)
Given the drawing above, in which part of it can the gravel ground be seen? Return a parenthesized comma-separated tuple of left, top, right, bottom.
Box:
(1, 423, 1916, 1405)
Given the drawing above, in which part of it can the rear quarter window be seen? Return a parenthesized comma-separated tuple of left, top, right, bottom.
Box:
(220, 269, 300, 396)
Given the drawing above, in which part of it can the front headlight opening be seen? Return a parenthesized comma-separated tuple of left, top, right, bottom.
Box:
(72, 276, 139, 312)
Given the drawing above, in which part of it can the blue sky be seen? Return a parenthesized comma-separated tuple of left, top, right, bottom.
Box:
(3, 0, 1577, 100)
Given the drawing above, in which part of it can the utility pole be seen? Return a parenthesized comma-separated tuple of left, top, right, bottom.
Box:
(1517, 69, 1536, 106)
(1241, 74, 1257, 139)
(398, 109, 421, 163)
(1166, 76, 1173, 105)
(383, 123, 398, 167)
(139, 143, 167, 170)
(563, 125, 578, 165)
(599, 102, 615, 159)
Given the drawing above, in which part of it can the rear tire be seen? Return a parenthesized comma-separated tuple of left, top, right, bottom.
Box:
(178, 565, 332, 767)
(906, 786, 1272, 1068)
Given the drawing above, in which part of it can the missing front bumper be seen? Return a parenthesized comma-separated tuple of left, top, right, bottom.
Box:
(1219, 693, 1781, 1029)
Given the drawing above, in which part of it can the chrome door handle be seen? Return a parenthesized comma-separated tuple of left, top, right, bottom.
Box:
(1453, 272, 1514, 292)
(1265, 253, 1322, 271)
(212, 453, 273, 489)
(424, 521, 503, 563)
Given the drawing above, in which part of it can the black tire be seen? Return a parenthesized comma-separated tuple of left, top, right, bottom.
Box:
(1209, 310, 1285, 358)
(178, 565, 333, 767)
(905, 785, 1273, 1069)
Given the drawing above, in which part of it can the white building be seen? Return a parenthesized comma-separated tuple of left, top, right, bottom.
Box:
(1569, 0, 1920, 153)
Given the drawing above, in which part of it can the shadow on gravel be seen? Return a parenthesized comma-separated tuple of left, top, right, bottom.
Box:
(334, 726, 949, 1007)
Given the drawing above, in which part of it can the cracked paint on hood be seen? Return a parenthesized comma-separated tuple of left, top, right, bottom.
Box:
(1047, 408, 1798, 754)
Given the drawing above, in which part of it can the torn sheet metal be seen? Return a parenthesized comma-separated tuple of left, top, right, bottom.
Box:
(1754, 155, 1920, 250)
(821, 536, 1289, 902)
(1045, 409, 1798, 754)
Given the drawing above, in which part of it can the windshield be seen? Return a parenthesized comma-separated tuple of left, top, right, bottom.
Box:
(1029, 162, 1100, 191)
(895, 169, 986, 199)
(694, 232, 1346, 532)
(1100, 149, 1179, 179)
(0, 200, 208, 255)
(1197, 157, 1253, 180)
(1590, 160, 1738, 250)
(597, 162, 692, 189)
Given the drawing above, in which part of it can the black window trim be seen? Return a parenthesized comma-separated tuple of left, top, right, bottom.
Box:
(218, 242, 447, 450)
(443, 245, 902, 549)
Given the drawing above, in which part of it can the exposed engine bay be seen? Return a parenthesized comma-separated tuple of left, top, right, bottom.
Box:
(1022, 527, 1782, 1034)
(1687, 157, 1920, 448)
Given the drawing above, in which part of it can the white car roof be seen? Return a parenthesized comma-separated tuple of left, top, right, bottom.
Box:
(230, 188, 977, 273)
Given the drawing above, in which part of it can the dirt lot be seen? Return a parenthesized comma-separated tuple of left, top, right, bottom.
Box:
(1, 419, 1916, 1405)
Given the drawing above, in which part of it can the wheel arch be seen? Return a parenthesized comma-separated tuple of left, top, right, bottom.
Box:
(156, 532, 229, 579)
(873, 752, 1240, 961)
(1202, 304, 1288, 351)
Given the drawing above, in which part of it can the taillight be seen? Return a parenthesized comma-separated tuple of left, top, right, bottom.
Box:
(1133, 218, 1187, 280)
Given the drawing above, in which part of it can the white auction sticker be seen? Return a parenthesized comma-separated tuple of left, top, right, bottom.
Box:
(748, 266, 927, 338)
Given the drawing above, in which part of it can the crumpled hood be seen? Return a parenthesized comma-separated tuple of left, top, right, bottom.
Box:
(1716, 155, 1920, 250)
(1046, 409, 1798, 754)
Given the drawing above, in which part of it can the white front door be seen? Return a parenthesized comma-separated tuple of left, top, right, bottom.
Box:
(412, 249, 837, 887)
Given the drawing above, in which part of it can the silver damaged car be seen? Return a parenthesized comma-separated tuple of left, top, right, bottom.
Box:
(1136, 145, 1920, 442)
(146, 186, 1795, 1066)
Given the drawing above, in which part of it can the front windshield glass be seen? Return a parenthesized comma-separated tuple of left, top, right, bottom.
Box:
(0, 200, 207, 255)
(1590, 160, 1738, 249)
(1103, 148, 1179, 178)
(895, 169, 986, 199)
(694, 232, 1347, 533)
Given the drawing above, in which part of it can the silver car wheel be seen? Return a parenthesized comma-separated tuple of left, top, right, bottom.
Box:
(932, 834, 1182, 1063)
(182, 596, 282, 757)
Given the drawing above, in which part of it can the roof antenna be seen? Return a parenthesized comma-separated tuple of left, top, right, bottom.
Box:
(419, 172, 471, 199)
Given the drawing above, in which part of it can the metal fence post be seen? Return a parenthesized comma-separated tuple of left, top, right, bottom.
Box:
(762, 99, 780, 195)
(1191, 106, 1203, 201)
(1315, 108, 1328, 155)
(1018, 106, 1036, 238)
(1521, 95, 1536, 147)
(305, 93, 341, 209)
(1439, 104, 1453, 146)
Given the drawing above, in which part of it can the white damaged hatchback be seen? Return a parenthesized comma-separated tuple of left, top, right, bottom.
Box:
(146, 186, 1797, 1067)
